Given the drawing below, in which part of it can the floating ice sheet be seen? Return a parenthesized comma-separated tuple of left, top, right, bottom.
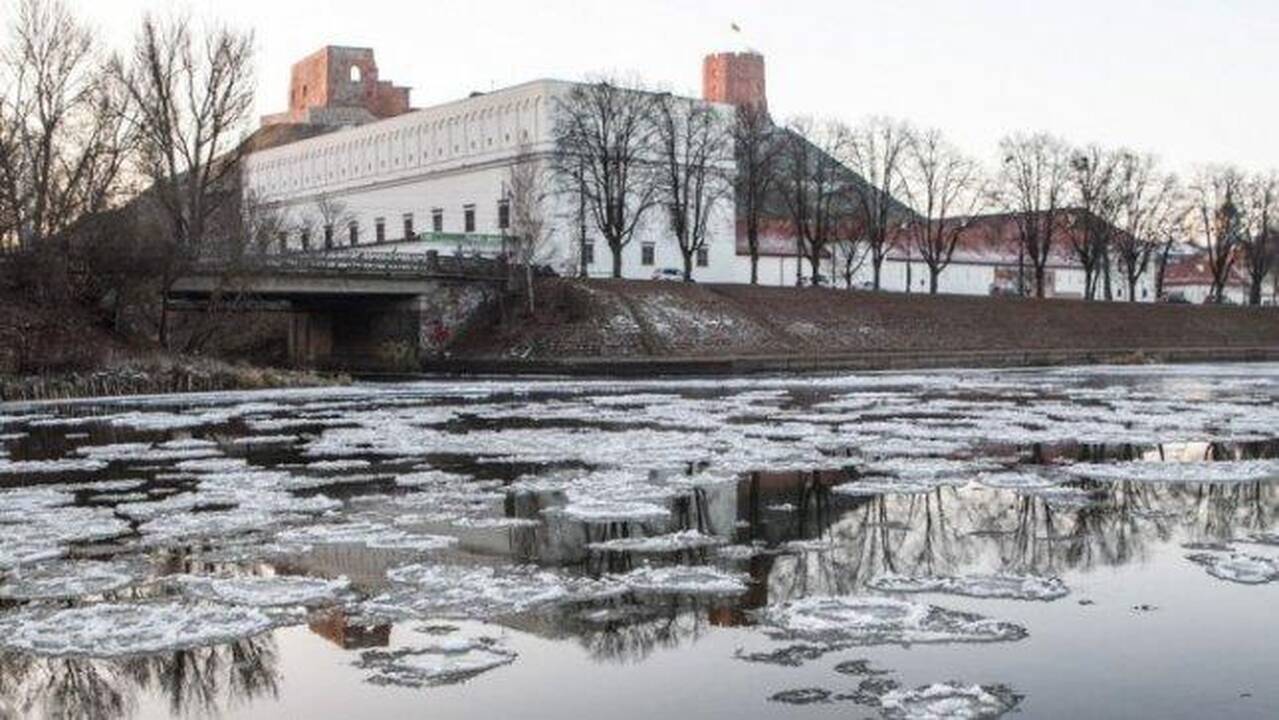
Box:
(868, 574, 1069, 601)
(880, 682, 1022, 720)
(355, 633, 517, 688)
(614, 565, 749, 596)
(380, 563, 613, 619)
(757, 596, 1028, 646)
(0, 559, 143, 600)
(1186, 552, 1279, 585)
(1063, 460, 1279, 484)
(275, 522, 458, 552)
(175, 574, 351, 607)
(0, 602, 275, 658)
(588, 530, 727, 554)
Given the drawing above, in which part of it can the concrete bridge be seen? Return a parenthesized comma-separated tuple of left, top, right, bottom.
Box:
(169, 251, 505, 369)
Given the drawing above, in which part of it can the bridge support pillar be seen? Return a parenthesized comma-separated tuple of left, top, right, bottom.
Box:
(287, 310, 333, 368)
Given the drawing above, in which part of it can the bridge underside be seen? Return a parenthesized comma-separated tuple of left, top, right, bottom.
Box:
(169, 280, 500, 371)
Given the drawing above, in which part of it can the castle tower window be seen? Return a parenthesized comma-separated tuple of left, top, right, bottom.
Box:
(375, 217, 386, 243)
(463, 205, 476, 233)
(350, 65, 362, 83)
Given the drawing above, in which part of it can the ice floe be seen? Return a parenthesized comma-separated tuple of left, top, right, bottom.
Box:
(1186, 552, 1279, 585)
(868, 574, 1069, 601)
(275, 522, 458, 552)
(1063, 460, 1279, 484)
(0, 602, 276, 658)
(879, 682, 1022, 720)
(379, 563, 612, 619)
(613, 565, 749, 596)
(588, 530, 727, 554)
(174, 574, 351, 607)
(354, 633, 517, 688)
(0, 559, 143, 600)
(757, 596, 1028, 646)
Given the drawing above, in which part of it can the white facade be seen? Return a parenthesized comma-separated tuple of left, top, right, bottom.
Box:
(243, 79, 743, 283)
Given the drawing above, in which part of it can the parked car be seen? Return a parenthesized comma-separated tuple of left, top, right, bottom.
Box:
(1160, 292, 1190, 304)
(651, 268, 690, 282)
(800, 274, 830, 287)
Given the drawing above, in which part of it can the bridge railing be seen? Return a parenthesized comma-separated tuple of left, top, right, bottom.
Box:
(187, 250, 505, 280)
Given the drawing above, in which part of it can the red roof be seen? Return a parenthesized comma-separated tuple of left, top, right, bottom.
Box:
(1162, 254, 1248, 288)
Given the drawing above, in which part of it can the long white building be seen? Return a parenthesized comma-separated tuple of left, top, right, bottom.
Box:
(245, 46, 1162, 301)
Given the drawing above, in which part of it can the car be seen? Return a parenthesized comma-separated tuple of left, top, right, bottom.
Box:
(1159, 292, 1190, 304)
(651, 268, 691, 282)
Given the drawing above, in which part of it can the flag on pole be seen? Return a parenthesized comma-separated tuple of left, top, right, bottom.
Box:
(731, 22, 741, 33)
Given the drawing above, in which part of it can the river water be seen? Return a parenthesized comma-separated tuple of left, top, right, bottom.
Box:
(0, 364, 1277, 719)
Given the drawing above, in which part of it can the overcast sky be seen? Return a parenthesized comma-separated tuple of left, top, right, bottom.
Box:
(67, 0, 1277, 175)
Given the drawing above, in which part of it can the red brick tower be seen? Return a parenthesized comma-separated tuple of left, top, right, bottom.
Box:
(262, 46, 411, 127)
(702, 51, 767, 113)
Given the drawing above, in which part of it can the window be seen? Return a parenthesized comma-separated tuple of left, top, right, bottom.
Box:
(300, 229, 311, 252)
(583, 242, 595, 265)
(277, 232, 287, 254)
(498, 200, 510, 230)
(375, 217, 386, 243)
(324, 224, 334, 250)
(696, 246, 709, 268)
(348, 221, 359, 246)
(432, 208, 444, 233)
(403, 213, 415, 240)
(350, 65, 361, 83)
(463, 204, 476, 233)
(641, 242, 655, 266)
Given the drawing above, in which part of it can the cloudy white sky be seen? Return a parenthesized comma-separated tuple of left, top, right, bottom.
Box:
(67, 0, 1277, 174)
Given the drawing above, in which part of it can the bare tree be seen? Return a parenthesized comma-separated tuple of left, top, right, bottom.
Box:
(653, 93, 731, 281)
(1067, 145, 1122, 300)
(995, 133, 1072, 298)
(1188, 166, 1246, 303)
(779, 117, 850, 284)
(551, 78, 660, 279)
(1112, 153, 1178, 302)
(1240, 171, 1278, 306)
(733, 102, 781, 284)
(108, 13, 255, 346)
(312, 194, 353, 250)
(505, 143, 556, 313)
(844, 117, 911, 290)
(898, 128, 984, 294)
(0, 0, 130, 255)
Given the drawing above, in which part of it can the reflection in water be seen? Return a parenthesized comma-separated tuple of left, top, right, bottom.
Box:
(0, 636, 279, 720)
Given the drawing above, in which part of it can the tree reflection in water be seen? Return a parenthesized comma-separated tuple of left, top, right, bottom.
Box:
(0, 632, 279, 719)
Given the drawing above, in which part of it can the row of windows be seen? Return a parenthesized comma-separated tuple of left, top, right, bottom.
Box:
(253, 96, 546, 194)
(579, 242, 710, 267)
(276, 201, 510, 252)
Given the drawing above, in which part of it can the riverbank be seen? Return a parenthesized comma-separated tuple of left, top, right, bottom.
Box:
(0, 355, 346, 403)
(446, 279, 1279, 375)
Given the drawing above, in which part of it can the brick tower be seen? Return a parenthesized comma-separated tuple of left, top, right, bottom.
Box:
(702, 51, 767, 113)
(262, 46, 411, 127)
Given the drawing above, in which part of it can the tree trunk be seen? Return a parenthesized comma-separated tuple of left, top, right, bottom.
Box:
(1250, 282, 1263, 306)
(526, 264, 536, 314)
(1034, 266, 1047, 299)
(1127, 276, 1139, 303)
(683, 252, 693, 282)
(611, 244, 623, 279)
(929, 269, 940, 294)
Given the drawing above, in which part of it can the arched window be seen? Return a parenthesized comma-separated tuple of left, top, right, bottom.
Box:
(350, 65, 362, 83)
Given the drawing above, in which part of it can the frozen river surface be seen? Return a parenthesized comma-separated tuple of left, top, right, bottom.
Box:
(0, 364, 1277, 719)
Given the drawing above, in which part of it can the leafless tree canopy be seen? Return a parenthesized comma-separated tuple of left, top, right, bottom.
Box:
(505, 142, 556, 312)
(1240, 172, 1278, 306)
(0, 0, 130, 253)
(551, 78, 660, 279)
(1067, 145, 1123, 300)
(1111, 152, 1179, 302)
(108, 13, 255, 345)
(779, 117, 852, 284)
(654, 94, 731, 280)
(843, 117, 911, 289)
(898, 128, 983, 294)
(732, 102, 781, 284)
(1188, 166, 1247, 304)
(995, 132, 1072, 298)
